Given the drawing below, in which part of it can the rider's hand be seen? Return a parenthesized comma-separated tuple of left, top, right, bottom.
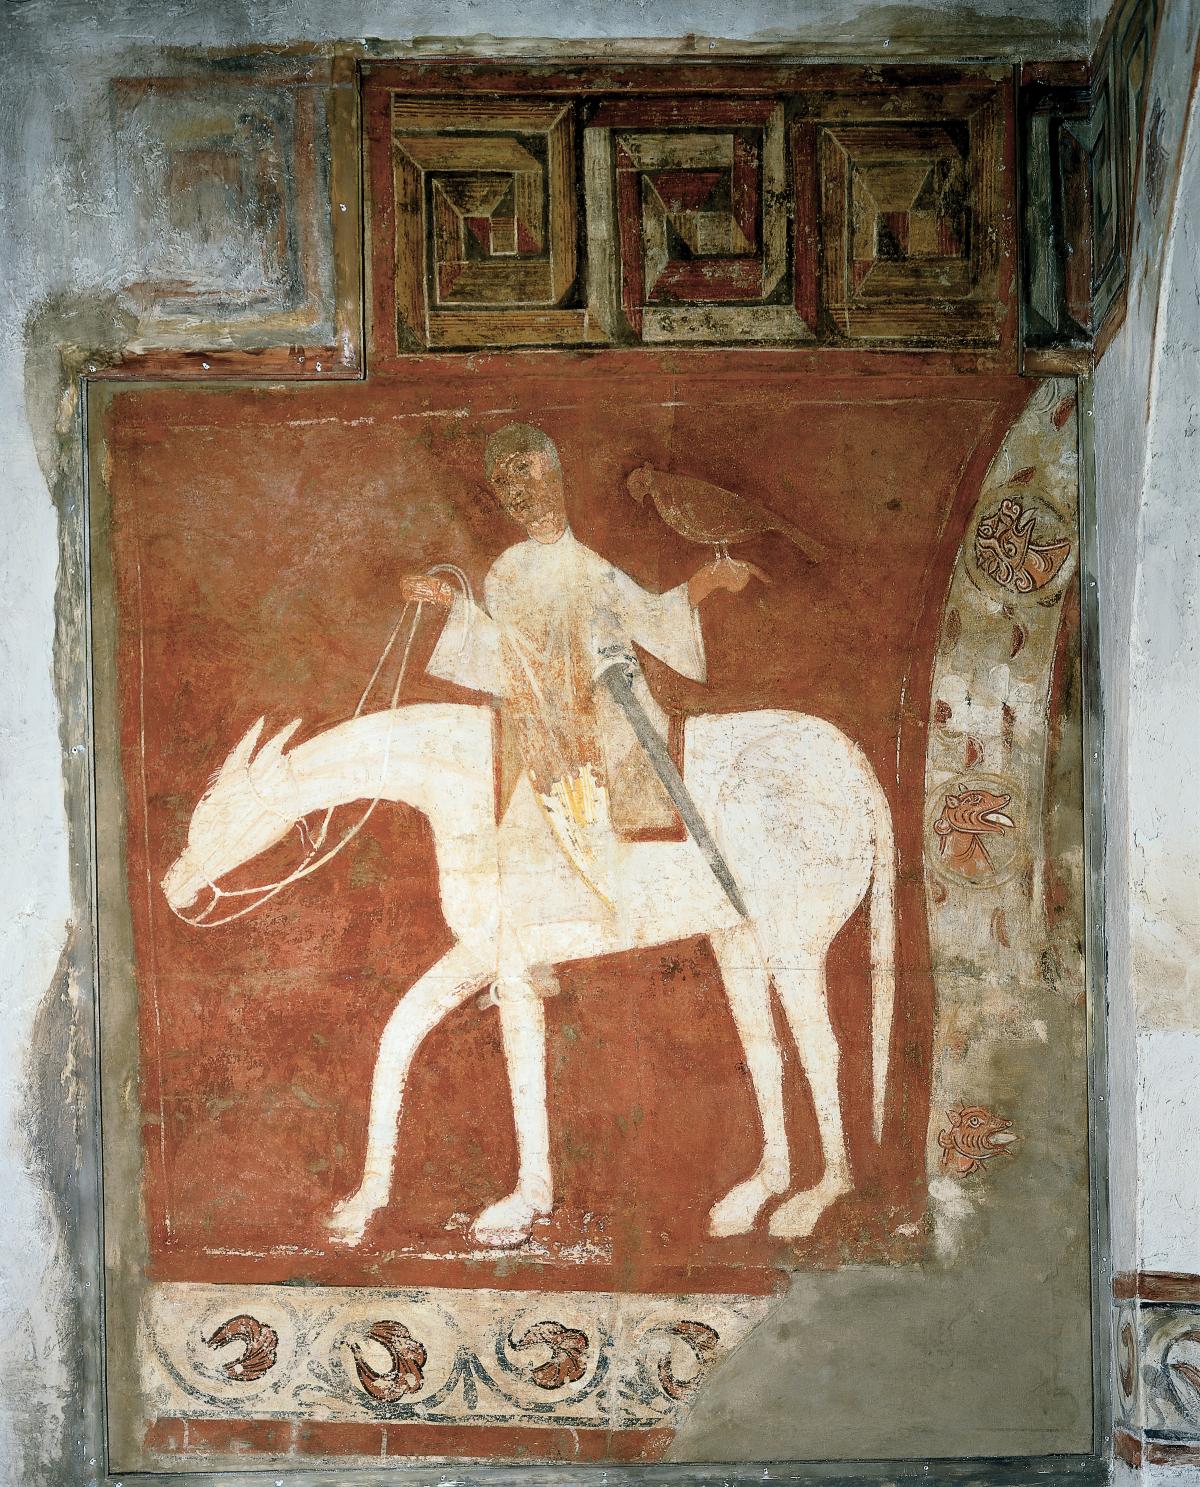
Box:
(687, 557, 771, 606)
(400, 574, 456, 607)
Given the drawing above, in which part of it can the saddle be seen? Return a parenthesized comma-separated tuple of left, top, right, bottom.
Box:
(491, 709, 687, 842)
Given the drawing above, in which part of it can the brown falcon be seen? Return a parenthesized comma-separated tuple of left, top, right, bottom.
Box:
(627, 464, 826, 564)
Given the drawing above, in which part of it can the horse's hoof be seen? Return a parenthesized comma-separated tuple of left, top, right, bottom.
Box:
(708, 1172, 788, 1237)
(767, 1180, 850, 1239)
(472, 1219, 531, 1248)
(470, 1191, 548, 1248)
(326, 1197, 380, 1247)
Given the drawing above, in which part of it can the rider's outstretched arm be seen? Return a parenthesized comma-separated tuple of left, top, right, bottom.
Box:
(425, 588, 503, 695)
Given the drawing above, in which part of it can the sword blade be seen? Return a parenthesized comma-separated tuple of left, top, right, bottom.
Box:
(599, 662, 749, 919)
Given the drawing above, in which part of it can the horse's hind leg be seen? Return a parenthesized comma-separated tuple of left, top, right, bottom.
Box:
(707, 922, 790, 1237)
(327, 940, 491, 1245)
(767, 953, 852, 1238)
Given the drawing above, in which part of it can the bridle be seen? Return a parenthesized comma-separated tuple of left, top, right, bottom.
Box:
(168, 565, 474, 928)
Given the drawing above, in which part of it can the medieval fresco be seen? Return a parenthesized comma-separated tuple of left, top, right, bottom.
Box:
(87, 60, 1094, 1475)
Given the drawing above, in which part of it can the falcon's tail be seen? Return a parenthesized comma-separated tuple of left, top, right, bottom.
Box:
(770, 515, 827, 564)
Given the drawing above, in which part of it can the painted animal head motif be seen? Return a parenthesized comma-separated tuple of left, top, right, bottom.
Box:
(946, 1105, 1011, 1148)
(975, 497, 1071, 594)
(160, 717, 301, 912)
(938, 1105, 1017, 1175)
(933, 787, 1014, 840)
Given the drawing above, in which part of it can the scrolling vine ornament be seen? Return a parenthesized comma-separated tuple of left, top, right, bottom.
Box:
(509, 1320, 590, 1390)
(349, 1320, 428, 1401)
(203, 1314, 278, 1382)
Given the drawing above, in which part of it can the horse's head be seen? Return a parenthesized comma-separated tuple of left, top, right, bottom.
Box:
(161, 717, 302, 912)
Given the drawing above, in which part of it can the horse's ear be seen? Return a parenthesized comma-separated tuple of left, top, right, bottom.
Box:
(255, 719, 302, 776)
(223, 716, 266, 777)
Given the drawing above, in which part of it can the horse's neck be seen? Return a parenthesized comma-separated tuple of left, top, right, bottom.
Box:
(282, 706, 493, 829)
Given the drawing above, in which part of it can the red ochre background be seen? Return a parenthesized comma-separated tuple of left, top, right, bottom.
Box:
(99, 360, 1030, 1292)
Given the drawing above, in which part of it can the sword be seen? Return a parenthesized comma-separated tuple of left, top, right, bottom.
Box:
(598, 660, 749, 919)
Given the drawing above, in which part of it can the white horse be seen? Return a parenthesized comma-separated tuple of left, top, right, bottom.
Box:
(161, 702, 896, 1249)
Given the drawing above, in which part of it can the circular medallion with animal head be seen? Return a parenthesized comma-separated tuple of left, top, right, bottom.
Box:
(925, 774, 1021, 887)
(965, 484, 1075, 606)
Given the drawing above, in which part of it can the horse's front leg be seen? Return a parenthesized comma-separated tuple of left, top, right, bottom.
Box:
(327, 939, 492, 1245)
(470, 974, 552, 1247)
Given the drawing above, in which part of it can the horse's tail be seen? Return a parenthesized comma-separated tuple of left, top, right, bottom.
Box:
(867, 768, 897, 1144)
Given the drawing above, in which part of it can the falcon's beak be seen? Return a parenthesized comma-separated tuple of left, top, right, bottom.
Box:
(626, 466, 650, 505)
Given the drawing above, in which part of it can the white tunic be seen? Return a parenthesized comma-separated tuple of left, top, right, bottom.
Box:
(424, 531, 739, 959)
(427, 530, 705, 832)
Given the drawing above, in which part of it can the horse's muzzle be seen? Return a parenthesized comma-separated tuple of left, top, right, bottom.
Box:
(161, 855, 204, 911)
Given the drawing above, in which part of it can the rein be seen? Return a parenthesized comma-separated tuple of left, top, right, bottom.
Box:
(170, 564, 474, 928)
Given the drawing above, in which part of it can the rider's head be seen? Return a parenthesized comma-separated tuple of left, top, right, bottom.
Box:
(484, 424, 567, 544)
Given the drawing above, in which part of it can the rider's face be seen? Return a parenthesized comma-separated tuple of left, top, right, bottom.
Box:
(489, 449, 567, 543)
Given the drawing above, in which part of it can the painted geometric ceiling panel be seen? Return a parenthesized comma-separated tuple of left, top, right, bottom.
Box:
(366, 67, 1016, 358)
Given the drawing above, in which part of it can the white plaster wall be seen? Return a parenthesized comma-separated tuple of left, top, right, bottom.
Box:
(0, 1, 1152, 1482)
(1140, 1035, 1200, 1269)
(1130, 80, 1200, 1279)
(1090, 1, 1200, 1477)
(1090, 0, 1200, 1288)
(1127, 123, 1200, 1042)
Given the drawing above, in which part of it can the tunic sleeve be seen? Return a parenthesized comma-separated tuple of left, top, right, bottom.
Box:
(425, 592, 504, 695)
(607, 567, 707, 684)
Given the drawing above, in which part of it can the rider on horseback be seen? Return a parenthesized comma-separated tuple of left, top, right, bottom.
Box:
(399, 423, 762, 900)
(166, 432, 893, 1247)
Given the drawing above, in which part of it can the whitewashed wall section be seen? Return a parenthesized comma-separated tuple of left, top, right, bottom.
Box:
(924, 377, 1082, 1258)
